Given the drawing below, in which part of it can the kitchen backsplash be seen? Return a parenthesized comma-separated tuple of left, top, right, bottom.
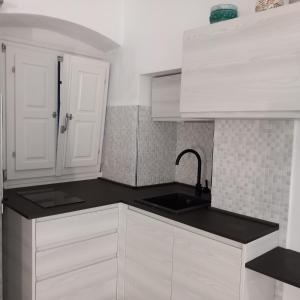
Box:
(176, 121, 214, 188)
(102, 106, 138, 186)
(212, 119, 294, 247)
(102, 105, 215, 187)
(137, 106, 177, 186)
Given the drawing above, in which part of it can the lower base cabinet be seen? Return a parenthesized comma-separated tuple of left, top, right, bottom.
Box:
(4, 204, 278, 300)
(3, 205, 119, 300)
(122, 208, 278, 300)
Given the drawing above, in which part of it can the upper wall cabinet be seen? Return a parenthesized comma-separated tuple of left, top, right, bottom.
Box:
(5, 43, 109, 186)
(152, 74, 181, 121)
(180, 3, 300, 119)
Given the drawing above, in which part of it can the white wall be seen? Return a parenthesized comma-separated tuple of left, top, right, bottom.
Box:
(283, 120, 300, 300)
(107, 0, 258, 106)
(0, 0, 124, 45)
(0, 27, 105, 58)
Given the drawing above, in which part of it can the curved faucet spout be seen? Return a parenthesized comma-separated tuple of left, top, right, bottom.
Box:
(176, 149, 202, 194)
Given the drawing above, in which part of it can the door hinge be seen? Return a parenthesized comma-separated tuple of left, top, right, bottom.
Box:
(1, 43, 6, 53)
(12, 66, 15, 73)
(3, 169, 7, 181)
(57, 56, 63, 62)
(12, 151, 16, 158)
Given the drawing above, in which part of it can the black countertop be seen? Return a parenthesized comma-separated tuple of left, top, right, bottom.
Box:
(246, 247, 300, 288)
(3, 178, 279, 244)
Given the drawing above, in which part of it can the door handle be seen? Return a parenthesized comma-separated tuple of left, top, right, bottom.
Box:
(60, 113, 73, 133)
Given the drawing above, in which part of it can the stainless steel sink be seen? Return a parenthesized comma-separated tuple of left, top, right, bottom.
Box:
(136, 193, 211, 214)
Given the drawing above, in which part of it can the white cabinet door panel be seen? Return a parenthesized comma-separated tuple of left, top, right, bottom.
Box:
(124, 210, 173, 300)
(15, 52, 56, 171)
(64, 55, 108, 168)
(172, 228, 242, 300)
(36, 259, 117, 300)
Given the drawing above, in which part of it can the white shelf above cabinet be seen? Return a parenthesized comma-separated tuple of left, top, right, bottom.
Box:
(180, 3, 300, 119)
(151, 73, 181, 121)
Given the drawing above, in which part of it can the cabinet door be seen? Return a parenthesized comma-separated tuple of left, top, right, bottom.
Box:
(58, 54, 109, 175)
(172, 228, 242, 300)
(124, 210, 173, 300)
(152, 74, 181, 120)
(180, 11, 300, 119)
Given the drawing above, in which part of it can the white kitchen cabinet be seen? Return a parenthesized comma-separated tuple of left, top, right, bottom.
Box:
(124, 209, 173, 300)
(3, 204, 278, 300)
(180, 3, 300, 119)
(4, 42, 109, 187)
(3, 205, 119, 300)
(122, 207, 278, 300)
(151, 74, 181, 120)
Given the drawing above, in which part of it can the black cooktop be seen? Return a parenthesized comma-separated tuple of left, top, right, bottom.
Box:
(17, 188, 85, 209)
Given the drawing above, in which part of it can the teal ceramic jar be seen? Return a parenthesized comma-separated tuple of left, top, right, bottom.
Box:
(210, 4, 238, 24)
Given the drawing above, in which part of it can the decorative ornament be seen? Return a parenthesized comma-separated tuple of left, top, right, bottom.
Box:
(255, 0, 284, 12)
(210, 4, 238, 24)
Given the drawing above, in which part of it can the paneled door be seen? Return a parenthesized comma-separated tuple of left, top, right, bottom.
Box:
(57, 54, 109, 175)
(14, 49, 57, 172)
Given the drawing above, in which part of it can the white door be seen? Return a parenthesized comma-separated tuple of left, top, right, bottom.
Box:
(58, 55, 108, 175)
(14, 51, 57, 171)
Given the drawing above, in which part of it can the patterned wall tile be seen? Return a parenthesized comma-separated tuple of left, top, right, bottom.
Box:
(176, 122, 215, 187)
(102, 106, 138, 186)
(212, 119, 294, 246)
(137, 106, 177, 186)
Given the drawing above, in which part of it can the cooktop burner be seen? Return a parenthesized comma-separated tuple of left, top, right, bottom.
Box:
(17, 188, 86, 209)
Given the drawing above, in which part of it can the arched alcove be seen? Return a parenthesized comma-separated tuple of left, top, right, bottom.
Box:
(0, 13, 120, 53)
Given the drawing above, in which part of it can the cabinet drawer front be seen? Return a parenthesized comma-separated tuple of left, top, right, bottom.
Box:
(172, 229, 242, 300)
(36, 233, 118, 280)
(36, 208, 118, 250)
(36, 259, 117, 300)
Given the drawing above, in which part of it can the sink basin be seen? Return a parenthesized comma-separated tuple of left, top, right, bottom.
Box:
(136, 193, 211, 214)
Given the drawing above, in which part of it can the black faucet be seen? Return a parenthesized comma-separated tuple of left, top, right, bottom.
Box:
(176, 149, 202, 194)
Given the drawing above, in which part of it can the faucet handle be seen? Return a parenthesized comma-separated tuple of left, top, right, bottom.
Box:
(203, 180, 210, 194)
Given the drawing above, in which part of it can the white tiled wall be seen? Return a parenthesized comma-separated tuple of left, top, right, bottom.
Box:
(212, 119, 294, 247)
(102, 106, 214, 187)
(137, 106, 177, 186)
(102, 106, 138, 186)
(175, 122, 214, 187)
